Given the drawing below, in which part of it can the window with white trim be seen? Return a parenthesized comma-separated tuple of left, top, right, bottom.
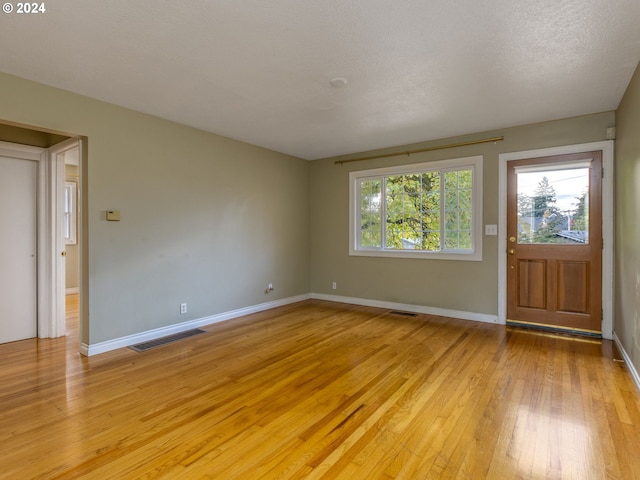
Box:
(349, 155, 482, 260)
(64, 181, 77, 245)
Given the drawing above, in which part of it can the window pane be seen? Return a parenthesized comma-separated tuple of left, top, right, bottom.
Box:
(64, 213, 70, 238)
(423, 173, 440, 193)
(459, 210, 472, 230)
(422, 230, 440, 250)
(359, 179, 382, 248)
(445, 189, 457, 210)
(445, 211, 458, 231)
(516, 167, 589, 244)
(458, 170, 472, 189)
(459, 231, 472, 249)
(443, 169, 473, 250)
(445, 231, 458, 249)
(385, 172, 440, 250)
(64, 182, 77, 245)
(444, 171, 457, 190)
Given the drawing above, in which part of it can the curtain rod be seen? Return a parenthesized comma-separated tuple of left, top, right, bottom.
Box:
(334, 136, 504, 165)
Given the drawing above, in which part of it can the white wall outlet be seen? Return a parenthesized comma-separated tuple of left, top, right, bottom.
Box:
(332, 281, 337, 290)
(267, 283, 274, 292)
(484, 224, 498, 236)
(180, 303, 187, 314)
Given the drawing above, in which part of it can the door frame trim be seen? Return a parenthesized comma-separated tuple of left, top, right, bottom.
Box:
(47, 138, 81, 338)
(498, 141, 614, 339)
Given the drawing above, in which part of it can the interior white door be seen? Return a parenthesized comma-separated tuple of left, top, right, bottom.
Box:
(0, 155, 38, 343)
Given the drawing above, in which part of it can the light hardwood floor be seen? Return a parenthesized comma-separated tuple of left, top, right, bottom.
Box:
(1, 295, 639, 479)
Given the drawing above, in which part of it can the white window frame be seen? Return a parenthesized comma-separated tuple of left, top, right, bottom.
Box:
(349, 155, 483, 261)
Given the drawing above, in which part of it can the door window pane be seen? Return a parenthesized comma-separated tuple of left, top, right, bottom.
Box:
(516, 167, 589, 244)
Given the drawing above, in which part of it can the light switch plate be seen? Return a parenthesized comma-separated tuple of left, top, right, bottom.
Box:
(485, 224, 497, 236)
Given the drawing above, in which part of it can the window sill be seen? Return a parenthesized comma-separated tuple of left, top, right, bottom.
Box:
(349, 249, 482, 261)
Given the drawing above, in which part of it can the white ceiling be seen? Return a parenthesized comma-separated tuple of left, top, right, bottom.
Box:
(1, 1, 639, 160)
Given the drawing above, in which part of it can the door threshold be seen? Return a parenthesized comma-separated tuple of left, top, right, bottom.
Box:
(507, 320, 602, 339)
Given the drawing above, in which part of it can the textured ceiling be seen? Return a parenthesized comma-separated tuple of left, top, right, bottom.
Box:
(0, 1, 639, 160)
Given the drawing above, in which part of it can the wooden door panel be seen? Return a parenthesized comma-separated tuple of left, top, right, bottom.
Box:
(517, 259, 546, 309)
(556, 261, 589, 314)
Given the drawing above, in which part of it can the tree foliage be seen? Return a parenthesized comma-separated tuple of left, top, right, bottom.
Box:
(360, 179, 382, 248)
(385, 172, 440, 250)
(572, 191, 588, 231)
(532, 176, 563, 242)
(359, 169, 473, 251)
(518, 176, 563, 243)
(517, 175, 590, 244)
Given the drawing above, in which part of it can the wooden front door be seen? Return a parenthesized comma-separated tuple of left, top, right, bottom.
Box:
(506, 151, 602, 334)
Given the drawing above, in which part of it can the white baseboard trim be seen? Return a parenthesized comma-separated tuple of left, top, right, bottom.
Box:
(66, 287, 79, 295)
(310, 293, 498, 325)
(80, 293, 311, 357)
(613, 332, 640, 393)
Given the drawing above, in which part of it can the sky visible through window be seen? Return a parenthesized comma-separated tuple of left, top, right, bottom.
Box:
(517, 168, 588, 213)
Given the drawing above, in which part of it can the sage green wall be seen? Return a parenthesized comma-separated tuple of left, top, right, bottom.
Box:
(615, 62, 640, 373)
(310, 112, 615, 314)
(0, 72, 310, 345)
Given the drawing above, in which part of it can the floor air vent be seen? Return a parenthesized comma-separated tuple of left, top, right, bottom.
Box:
(389, 311, 418, 317)
(129, 329, 206, 352)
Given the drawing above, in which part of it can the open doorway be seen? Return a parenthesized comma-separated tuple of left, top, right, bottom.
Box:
(64, 147, 80, 336)
(47, 138, 82, 339)
(0, 122, 83, 347)
(64, 151, 80, 298)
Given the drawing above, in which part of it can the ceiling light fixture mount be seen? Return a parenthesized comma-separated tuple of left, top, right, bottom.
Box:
(330, 77, 348, 88)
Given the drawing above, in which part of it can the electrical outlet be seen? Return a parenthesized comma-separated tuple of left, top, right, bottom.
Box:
(180, 303, 187, 314)
(332, 281, 337, 290)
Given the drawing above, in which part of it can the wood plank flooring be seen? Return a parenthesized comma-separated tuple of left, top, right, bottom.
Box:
(1, 296, 639, 479)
